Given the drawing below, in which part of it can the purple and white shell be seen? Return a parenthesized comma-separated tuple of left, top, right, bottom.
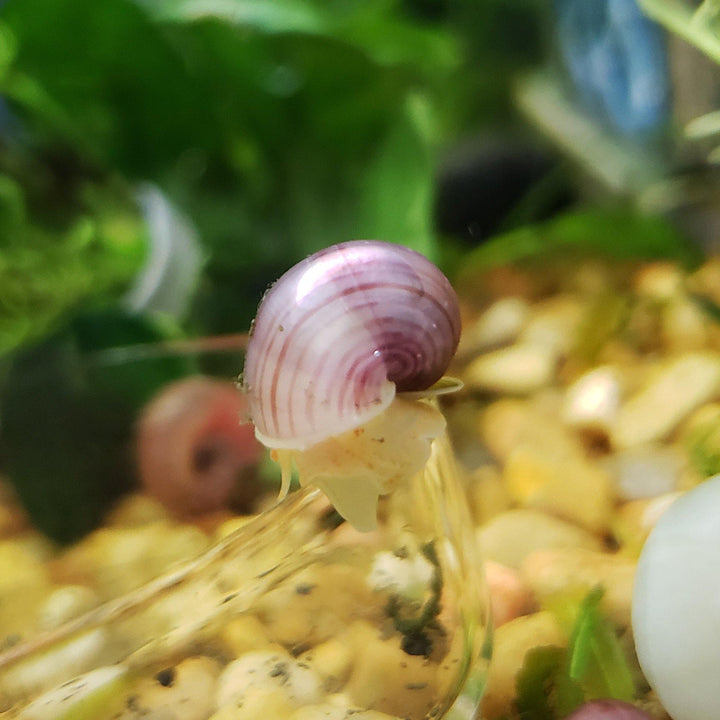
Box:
(242, 240, 461, 450)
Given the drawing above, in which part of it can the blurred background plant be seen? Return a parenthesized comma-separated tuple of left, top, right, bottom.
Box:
(0, 0, 547, 352)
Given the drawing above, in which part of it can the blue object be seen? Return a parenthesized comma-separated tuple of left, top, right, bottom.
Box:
(555, 0, 671, 137)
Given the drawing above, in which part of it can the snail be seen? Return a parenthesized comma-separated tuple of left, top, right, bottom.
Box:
(137, 377, 263, 517)
(242, 240, 462, 531)
(564, 700, 653, 720)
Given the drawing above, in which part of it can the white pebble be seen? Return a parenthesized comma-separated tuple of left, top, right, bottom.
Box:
(216, 650, 322, 710)
(633, 475, 720, 720)
(367, 550, 434, 603)
(562, 366, 621, 432)
(609, 445, 684, 500)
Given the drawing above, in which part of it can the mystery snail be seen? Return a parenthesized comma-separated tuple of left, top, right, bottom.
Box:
(242, 240, 462, 531)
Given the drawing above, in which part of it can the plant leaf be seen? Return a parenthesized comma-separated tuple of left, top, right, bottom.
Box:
(147, 0, 459, 75)
(0, 311, 194, 543)
(515, 588, 637, 720)
(566, 587, 636, 702)
(515, 645, 584, 720)
(2, 0, 209, 176)
(0, 181, 147, 356)
(457, 207, 702, 282)
(639, 0, 720, 65)
(356, 94, 437, 260)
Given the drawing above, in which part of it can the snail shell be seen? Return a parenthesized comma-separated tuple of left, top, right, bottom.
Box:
(137, 377, 262, 517)
(564, 701, 653, 720)
(242, 240, 461, 451)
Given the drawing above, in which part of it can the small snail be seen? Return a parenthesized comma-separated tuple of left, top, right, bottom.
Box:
(564, 700, 653, 720)
(137, 377, 263, 517)
(242, 240, 462, 531)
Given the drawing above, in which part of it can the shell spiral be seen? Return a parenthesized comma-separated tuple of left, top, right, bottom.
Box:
(242, 240, 461, 450)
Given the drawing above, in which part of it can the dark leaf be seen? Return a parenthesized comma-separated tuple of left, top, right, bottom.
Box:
(356, 95, 437, 260)
(515, 645, 583, 720)
(458, 208, 702, 283)
(0, 311, 195, 543)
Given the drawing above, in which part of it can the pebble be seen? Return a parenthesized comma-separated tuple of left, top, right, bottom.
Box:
(562, 365, 622, 433)
(480, 399, 583, 463)
(503, 448, 615, 533)
(211, 687, 296, 720)
(609, 445, 684, 500)
(342, 621, 439, 719)
(300, 637, 353, 693)
(18, 665, 128, 720)
(611, 353, 720, 448)
(464, 344, 556, 394)
(521, 547, 636, 627)
(255, 565, 381, 650)
(0, 540, 51, 639)
(478, 508, 603, 569)
(518, 295, 584, 357)
(0, 629, 108, 702)
(612, 493, 681, 558)
(288, 703, 352, 720)
(37, 585, 99, 631)
(103, 493, 170, 528)
(290, 707, 400, 720)
(118, 657, 219, 720)
(219, 615, 274, 659)
(481, 611, 564, 720)
(216, 649, 322, 710)
(662, 296, 709, 352)
(688, 258, 720, 308)
(634, 261, 684, 300)
(469, 465, 512, 526)
(485, 561, 534, 627)
(459, 297, 529, 354)
(54, 522, 209, 597)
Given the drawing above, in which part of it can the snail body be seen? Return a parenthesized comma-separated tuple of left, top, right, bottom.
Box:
(242, 240, 461, 530)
